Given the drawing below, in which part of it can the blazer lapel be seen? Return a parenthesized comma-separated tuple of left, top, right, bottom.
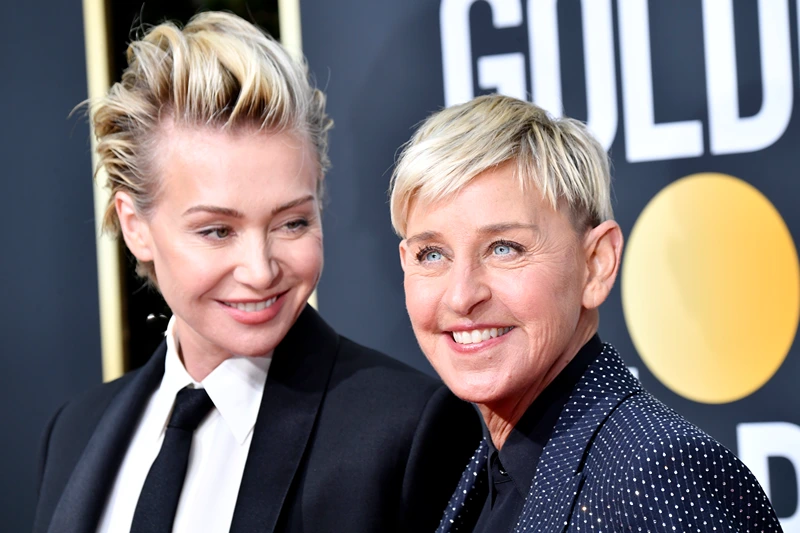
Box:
(230, 305, 339, 533)
(436, 439, 490, 533)
(47, 343, 167, 533)
(515, 343, 642, 533)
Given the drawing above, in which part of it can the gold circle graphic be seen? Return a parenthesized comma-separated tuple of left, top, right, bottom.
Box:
(622, 173, 799, 404)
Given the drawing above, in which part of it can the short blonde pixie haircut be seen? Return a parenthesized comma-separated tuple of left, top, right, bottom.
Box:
(92, 11, 332, 283)
(390, 94, 612, 237)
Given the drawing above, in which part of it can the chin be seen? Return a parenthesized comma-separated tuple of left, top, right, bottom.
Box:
(441, 369, 510, 406)
(220, 333, 284, 358)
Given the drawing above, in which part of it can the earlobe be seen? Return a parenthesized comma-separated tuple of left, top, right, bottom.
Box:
(582, 221, 623, 309)
(115, 192, 154, 262)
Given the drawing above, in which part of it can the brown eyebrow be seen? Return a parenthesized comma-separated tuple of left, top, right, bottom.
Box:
(272, 195, 315, 215)
(182, 195, 316, 218)
(183, 205, 244, 218)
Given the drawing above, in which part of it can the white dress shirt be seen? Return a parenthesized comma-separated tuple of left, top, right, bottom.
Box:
(97, 317, 272, 533)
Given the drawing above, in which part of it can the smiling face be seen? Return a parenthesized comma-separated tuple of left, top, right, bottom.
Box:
(116, 125, 322, 379)
(400, 161, 613, 419)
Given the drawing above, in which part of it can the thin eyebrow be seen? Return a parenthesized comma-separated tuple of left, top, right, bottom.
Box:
(181, 195, 316, 218)
(406, 224, 538, 244)
(183, 205, 244, 218)
(477, 223, 539, 235)
(272, 195, 315, 215)
(405, 231, 442, 246)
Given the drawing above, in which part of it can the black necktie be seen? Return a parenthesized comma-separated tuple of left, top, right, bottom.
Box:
(130, 386, 214, 533)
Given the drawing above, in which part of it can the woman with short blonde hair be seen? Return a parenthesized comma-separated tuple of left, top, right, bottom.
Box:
(391, 94, 779, 533)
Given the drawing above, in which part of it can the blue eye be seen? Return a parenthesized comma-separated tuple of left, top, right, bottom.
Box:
(416, 246, 444, 263)
(491, 240, 522, 257)
(425, 250, 443, 262)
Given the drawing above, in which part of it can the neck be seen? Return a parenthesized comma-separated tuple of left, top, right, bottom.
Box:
(479, 308, 599, 449)
(172, 321, 230, 382)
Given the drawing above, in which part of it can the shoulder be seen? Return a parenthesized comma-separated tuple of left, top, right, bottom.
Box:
(34, 370, 144, 531)
(318, 336, 480, 530)
(330, 335, 444, 402)
(584, 391, 780, 531)
(318, 333, 478, 445)
(46, 370, 139, 446)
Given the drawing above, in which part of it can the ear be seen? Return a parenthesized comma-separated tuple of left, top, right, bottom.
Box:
(398, 240, 410, 272)
(581, 220, 623, 309)
(115, 191, 155, 263)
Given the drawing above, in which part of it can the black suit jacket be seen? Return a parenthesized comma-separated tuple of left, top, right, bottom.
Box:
(33, 306, 480, 533)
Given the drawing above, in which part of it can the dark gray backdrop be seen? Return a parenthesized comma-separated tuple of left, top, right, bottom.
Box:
(303, 0, 800, 525)
(1, 1, 102, 530)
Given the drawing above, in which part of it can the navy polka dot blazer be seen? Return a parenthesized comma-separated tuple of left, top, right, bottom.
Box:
(437, 343, 782, 533)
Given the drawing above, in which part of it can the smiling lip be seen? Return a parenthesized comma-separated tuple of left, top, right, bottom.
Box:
(218, 292, 287, 325)
(446, 325, 515, 352)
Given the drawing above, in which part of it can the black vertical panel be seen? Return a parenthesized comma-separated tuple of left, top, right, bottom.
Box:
(0, 1, 101, 530)
(302, 0, 443, 374)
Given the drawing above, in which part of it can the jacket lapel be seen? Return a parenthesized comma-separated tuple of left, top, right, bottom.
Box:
(46, 343, 167, 533)
(436, 439, 490, 533)
(515, 343, 642, 533)
(230, 305, 339, 533)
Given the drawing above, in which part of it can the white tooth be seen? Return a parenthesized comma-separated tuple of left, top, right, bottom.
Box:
(266, 297, 277, 307)
(452, 331, 460, 343)
(470, 330, 481, 343)
(244, 302, 255, 312)
(255, 301, 266, 311)
(236, 303, 246, 311)
(490, 328, 498, 338)
(481, 329, 491, 341)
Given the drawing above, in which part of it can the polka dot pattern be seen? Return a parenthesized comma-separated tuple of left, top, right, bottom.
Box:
(436, 344, 782, 532)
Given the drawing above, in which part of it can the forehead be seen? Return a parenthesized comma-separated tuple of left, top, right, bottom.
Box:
(153, 125, 318, 209)
(406, 164, 554, 233)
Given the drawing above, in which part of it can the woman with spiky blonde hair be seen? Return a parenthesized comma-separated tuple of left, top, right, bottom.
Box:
(33, 12, 478, 533)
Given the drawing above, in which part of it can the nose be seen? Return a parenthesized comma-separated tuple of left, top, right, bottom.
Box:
(442, 262, 491, 316)
(233, 236, 279, 290)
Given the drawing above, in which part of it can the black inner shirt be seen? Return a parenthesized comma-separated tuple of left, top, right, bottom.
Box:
(470, 335, 602, 533)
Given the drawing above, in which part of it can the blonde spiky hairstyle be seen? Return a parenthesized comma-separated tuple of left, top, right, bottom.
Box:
(92, 11, 332, 283)
(389, 94, 612, 237)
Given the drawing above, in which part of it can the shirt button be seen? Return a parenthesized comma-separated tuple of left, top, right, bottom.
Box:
(498, 465, 508, 476)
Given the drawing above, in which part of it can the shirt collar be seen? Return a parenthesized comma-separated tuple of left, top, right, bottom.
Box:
(483, 334, 603, 497)
(160, 315, 272, 444)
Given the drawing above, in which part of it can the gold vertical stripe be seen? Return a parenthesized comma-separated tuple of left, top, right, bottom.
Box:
(278, 0, 304, 61)
(82, 0, 126, 381)
(278, 0, 318, 310)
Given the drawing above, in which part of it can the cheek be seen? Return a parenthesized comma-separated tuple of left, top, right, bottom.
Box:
(277, 233, 324, 282)
(404, 276, 442, 330)
(497, 267, 581, 323)
(155, 247, 229, 301)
